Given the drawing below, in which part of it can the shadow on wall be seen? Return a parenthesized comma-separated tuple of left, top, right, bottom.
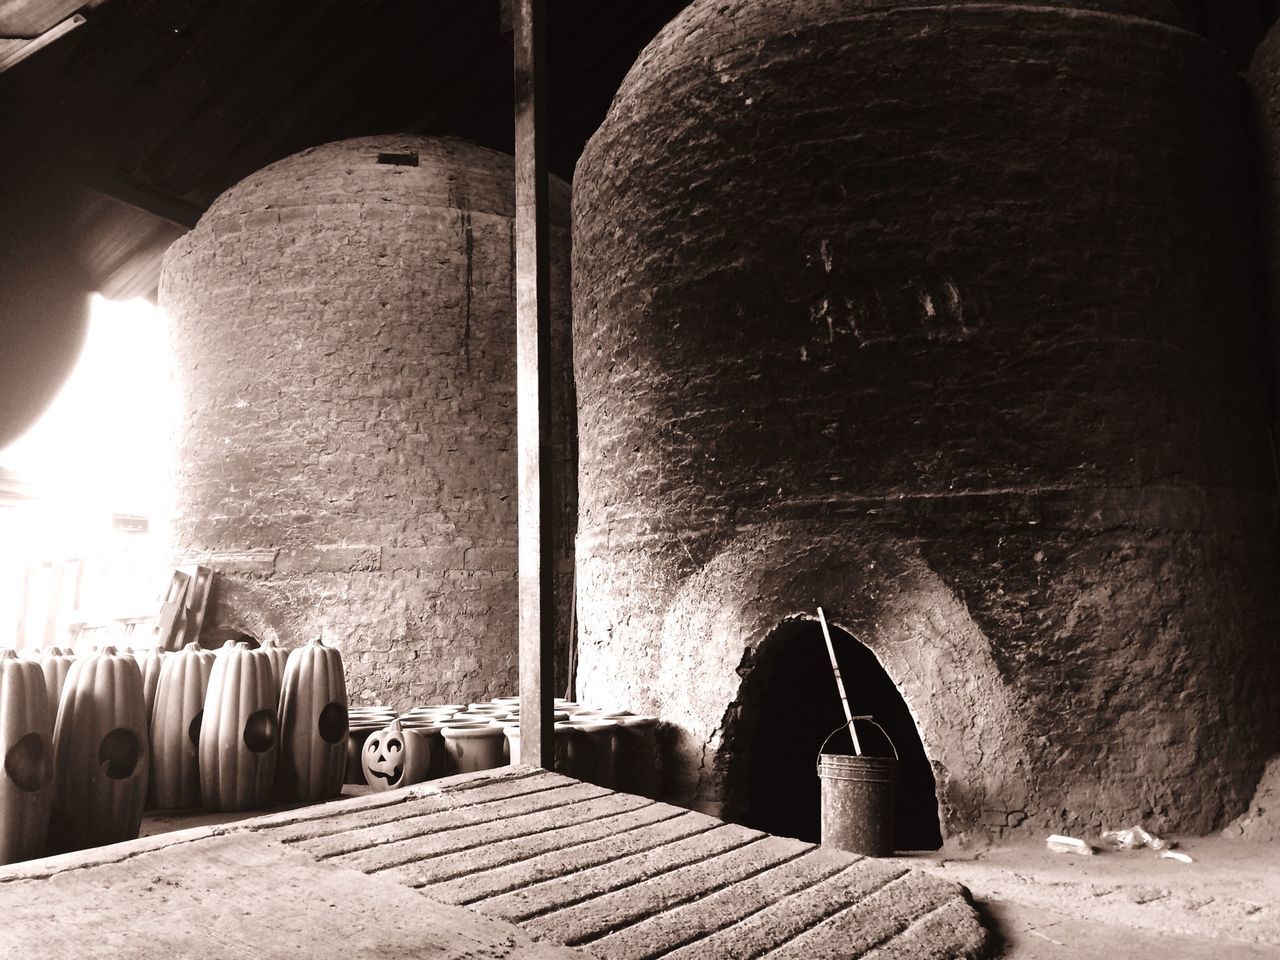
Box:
(734, 618, 943, 851)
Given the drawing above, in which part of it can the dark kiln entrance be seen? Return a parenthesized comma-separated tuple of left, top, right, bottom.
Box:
(733, 620, 943, 851)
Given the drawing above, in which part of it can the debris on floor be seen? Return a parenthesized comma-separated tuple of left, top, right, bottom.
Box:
(1046, 834, 1094, 855)
(1102, 824, 1170, 851)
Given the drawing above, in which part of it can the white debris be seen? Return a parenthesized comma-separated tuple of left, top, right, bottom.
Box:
(1046, 834, 1094, 855)
(1101, 824, 1170, 851)
(1160, 850, 1194, 864)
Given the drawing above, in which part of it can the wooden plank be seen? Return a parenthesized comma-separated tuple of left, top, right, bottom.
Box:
(526, 833, 812, 946)
(659, 862, 910, 960)
(0, 0, 82, 38)
(587, 847, 852, 960)
(384, 799, 679, 888)
(513, 0, 555, 768)
(478, 822, 763, 923)
(354, 791, 653, 876)
(764, 872, 961, 960)
(425, 810, 722, 906)
(316, 781, 612, 868)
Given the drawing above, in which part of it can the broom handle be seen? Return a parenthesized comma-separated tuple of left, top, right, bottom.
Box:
(817, 606, 863, 756)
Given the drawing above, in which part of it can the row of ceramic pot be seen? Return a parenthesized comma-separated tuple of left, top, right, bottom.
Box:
(347, 698, 661, 796)
(0, 637, 349, 865)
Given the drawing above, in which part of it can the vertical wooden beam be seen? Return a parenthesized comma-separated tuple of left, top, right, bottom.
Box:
(514, 0, 555, 769)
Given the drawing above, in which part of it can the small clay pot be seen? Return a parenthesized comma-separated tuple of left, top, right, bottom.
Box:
(440, 723, 508, 774)
(564, 718, 619, 788)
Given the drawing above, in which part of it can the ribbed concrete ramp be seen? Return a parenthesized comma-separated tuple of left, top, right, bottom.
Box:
(274, 767, 990, 959)
(0, 766, 989, 960)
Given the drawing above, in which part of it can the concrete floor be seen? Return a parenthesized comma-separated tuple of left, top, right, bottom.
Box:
(1, 767, 988, 959)
(889, 835, 1280, 959)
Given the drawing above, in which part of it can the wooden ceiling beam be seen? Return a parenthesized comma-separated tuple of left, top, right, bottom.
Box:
(0, 0, 84, 38)
(70, 163, 203, 228)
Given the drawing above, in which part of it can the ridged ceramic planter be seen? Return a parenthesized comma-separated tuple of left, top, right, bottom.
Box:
(277, 637, 348, 802)
(0, 650, 54, 864)
(199, 643, 279, 811)
(49, 647, 149, 852)
(148, 644, 217, 809)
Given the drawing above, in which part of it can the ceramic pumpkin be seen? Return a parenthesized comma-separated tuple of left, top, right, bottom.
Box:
(48, 646, 149, 853)
(199, 642, 279, 811)
(0, 649, 54, 864)
(361, 720, 429, 792)
(136, 647, 164, 730)
(259, 638, 290, 693)
(37, 648, 74, 719)
(148, 644, 217, 809)
(277, 637, 348, 802)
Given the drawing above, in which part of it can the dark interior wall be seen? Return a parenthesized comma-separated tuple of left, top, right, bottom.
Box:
(1180, 0, 1280, 66)
(573, 0, 1280, 837)
(0, 157, 91, 449)
(1249, 28, 1280, 445)
(159, 136, 576, 708)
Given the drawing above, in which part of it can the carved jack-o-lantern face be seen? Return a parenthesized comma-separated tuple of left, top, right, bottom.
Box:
(360, 720, 428, 793)
(364, 732, 405, 786)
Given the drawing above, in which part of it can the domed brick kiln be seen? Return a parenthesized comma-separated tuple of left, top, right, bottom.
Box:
(160, 136, 575, 708)
(572, 0, 1279, 842)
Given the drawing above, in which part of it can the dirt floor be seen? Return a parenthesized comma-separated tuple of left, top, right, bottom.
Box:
(889, 835, 1280, 959)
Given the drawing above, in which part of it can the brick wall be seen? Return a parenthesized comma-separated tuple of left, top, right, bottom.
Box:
(572, 0, 1280, 836)
(160, 135, 575, 709)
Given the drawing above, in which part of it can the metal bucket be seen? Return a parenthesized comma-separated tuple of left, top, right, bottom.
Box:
(817, 719, 898, 857)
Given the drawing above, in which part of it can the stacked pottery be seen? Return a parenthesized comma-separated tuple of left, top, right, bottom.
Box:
(347, 706, 396, 784)
(397, 714, 448, 779)
(502, 720, 573, 769)
(439, 720, 507, 774)
(563, 717, 619, 788)
(611, 715, 661, 798)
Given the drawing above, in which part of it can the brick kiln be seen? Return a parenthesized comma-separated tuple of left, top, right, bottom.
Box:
(159, 135, 575, 709)
(572, 0, 1280, 844)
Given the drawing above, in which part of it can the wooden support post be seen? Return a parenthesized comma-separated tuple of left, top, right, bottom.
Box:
(514, 0, 555, 769)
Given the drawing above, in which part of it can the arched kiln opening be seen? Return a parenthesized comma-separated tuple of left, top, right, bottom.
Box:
(732, 619, 942, 851)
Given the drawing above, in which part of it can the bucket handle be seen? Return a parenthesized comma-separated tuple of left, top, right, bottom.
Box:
(818, 716, 899, 761)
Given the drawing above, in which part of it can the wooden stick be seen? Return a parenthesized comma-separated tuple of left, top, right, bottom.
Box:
(514, 0, 555, 769)
(817, 606, 862, 755)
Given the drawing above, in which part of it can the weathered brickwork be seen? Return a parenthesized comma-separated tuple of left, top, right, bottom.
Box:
(573, 0, 1280, 836)
(160, 136, 575, 709)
